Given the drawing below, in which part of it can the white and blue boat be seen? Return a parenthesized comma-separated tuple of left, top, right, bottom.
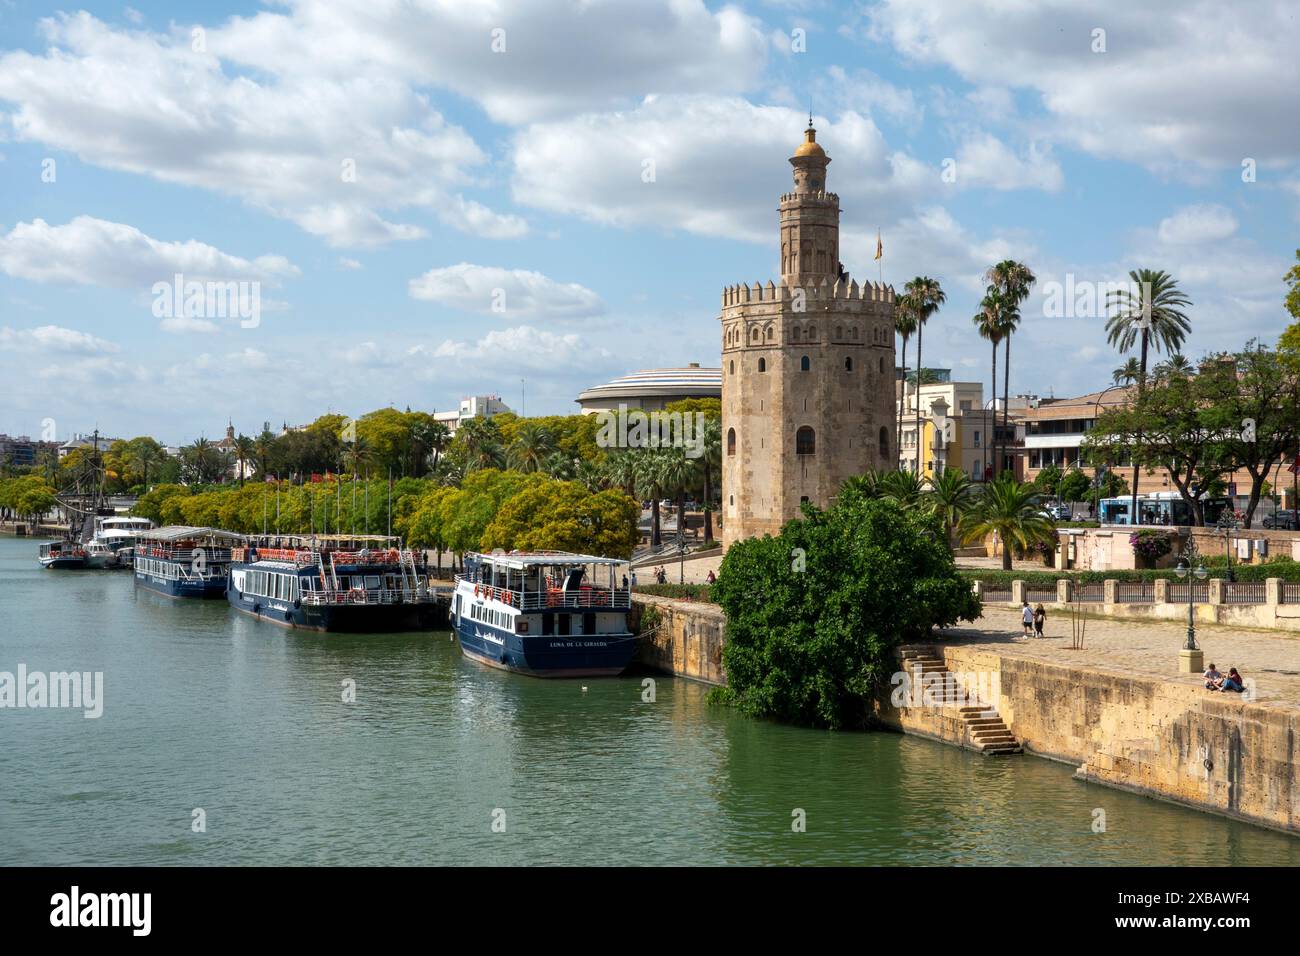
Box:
(226, 534, 438, 632)
(133, 526, 244, 599)
(452, 551, 636, 678)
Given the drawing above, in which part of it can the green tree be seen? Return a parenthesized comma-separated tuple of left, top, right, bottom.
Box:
(926, 467, 972, 541)
(1106, 268, 1193, 518)
(508, 422, 558, 473)
(711, 496, 981, 729)
(904, 276, 947, 473)
(972, 290, 1007, 471)
(1058, 468, 1092, 503)
(985, 260, 1036, 475)
(959, 474, 1054, 570)
(481, 480, 639, 557)
(895, 294, 919, 461)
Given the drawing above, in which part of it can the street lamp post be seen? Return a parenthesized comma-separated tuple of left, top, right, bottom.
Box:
(1174, 536, 1209, 672)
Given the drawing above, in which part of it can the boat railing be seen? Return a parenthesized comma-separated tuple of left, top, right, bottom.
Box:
(137, 546, 234, 563)
(455, 575, 631, 610)
(300, 586, 434, 606)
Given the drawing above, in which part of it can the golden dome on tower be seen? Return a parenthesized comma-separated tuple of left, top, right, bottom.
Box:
(793, 125, 826, 158)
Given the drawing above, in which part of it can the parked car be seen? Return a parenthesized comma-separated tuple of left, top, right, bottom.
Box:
(1263, 510, 1298, 530)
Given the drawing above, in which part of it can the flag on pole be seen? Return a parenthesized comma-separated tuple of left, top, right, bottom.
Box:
(874, 229, 883, 261)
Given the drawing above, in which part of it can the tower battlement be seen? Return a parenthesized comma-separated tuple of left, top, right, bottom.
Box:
(720, 277, 895, 310)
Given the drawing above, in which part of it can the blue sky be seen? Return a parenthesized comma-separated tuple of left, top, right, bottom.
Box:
(1, 0, 1297, 444)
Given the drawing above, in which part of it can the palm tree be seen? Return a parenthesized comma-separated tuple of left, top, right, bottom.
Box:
(603, 451, 639, 497)
(904, 276, 947, 474)
(574, 459, 606, 492)
(973, 291, 1008, 480)
(894, 297, 919, 468)
(233, 434, 255, 488)
(427, 422, 451, 471)
(878, 468, 927, 508)
(985, 260, 1036, 477)
(926, 467, 973, 542)
(1106, 268, 1192, 521)
(130, 440, 165, 492)
(509, 423, 557, 473)
(634, 451, 670, 547)
(840, 470, 884, 503)
(1153, 353, 1194, 379)
(343, 435, 372, 479)
(659, 449, 697, 545)
(959, 474, 1054, 570)
(696, 418, 722, 543)
(1112, 357, 1143, 386)
(541, 451, 577, 480)
(254, 429, 277, 480)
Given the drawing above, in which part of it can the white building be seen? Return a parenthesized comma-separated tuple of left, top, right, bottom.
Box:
(434, 395, 513, 436)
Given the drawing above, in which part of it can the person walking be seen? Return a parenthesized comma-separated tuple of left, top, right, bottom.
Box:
(1021, 601, 1034, 638)
(1033, 603, 1046, 638)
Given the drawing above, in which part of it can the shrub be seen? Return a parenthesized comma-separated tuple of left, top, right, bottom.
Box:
(710, 497, 981, 729)
(1130, 530, 1174, 561)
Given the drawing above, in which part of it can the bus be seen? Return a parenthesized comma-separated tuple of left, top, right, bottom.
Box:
(1097, 492, 1232, 527)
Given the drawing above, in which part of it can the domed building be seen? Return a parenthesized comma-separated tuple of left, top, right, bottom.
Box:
(576, 363, 721, 414)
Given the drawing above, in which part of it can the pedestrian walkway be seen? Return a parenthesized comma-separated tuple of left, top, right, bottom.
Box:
(943, 606, 1300, 709)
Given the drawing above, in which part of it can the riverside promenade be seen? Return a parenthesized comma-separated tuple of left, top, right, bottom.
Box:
(949, 606, 1300, 708)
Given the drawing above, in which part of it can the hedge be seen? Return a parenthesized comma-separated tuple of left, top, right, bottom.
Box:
(633, 582, 715, 601)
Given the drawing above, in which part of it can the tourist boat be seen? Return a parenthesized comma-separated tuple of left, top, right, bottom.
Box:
(93, 515, 154, 562)
(37, 540, 88, 569)
(226, 534, 439, 631)
(133, 526, 244, 598)
(451, 551, 636, 677)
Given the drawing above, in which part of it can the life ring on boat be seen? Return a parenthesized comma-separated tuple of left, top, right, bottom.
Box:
(474, 584, 483, 599)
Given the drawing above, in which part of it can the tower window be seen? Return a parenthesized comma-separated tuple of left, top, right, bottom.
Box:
(852, 326, 859, 340)
(800, 355, 810, 372)
(758, 357, 766, 372)
(879, 356, 884, 373)
(879, 426, 889, 460)
(766, 327, 774, 341)
(796, 426, 816, 456)
(845, 357, 853, 372)
(729, 360, 734, 374)
(727, 428, 736, 456)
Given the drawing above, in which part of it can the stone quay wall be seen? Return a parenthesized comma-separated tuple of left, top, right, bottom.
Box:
(631, 595, 727, 686)
(880, 642, 1300, 834)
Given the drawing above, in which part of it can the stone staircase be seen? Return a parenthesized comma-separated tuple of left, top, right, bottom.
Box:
(900, 648, 1022, 756)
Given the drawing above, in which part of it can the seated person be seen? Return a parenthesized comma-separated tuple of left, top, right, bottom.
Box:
(1220, 668, 1246, 693)
(1203, 663, 1223, 690)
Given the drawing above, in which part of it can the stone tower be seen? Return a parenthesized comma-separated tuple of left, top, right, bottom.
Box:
(720, 123, 897, 546)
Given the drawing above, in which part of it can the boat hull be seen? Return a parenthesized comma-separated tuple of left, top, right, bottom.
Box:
(454, 616, 636, 677)
(227, 582, 438, 632)
(38, 556, 87, 570)
(134, 570, 228, 599)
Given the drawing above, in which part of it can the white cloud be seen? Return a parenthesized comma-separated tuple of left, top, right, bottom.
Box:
(408, 263, 605, 319)
(338, 257, 363, 271)
(867, 0, 1300, 174)
(952, 134, 1062, 192)
(0, 13, 520, 247)
(0, 324, 121, 354)
(0, 216, 298, 288)
(211, 0, 769, 125)
(1156, 204, 1238, 245)
(512, 96, 926, 243)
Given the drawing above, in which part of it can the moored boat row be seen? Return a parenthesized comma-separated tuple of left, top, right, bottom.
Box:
(37, 527, 637, 676)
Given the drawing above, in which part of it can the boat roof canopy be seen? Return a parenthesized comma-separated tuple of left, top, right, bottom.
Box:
(101, 516, 152, 526)
(467, 550, 628, 570)
(140, 525, 246, 544)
